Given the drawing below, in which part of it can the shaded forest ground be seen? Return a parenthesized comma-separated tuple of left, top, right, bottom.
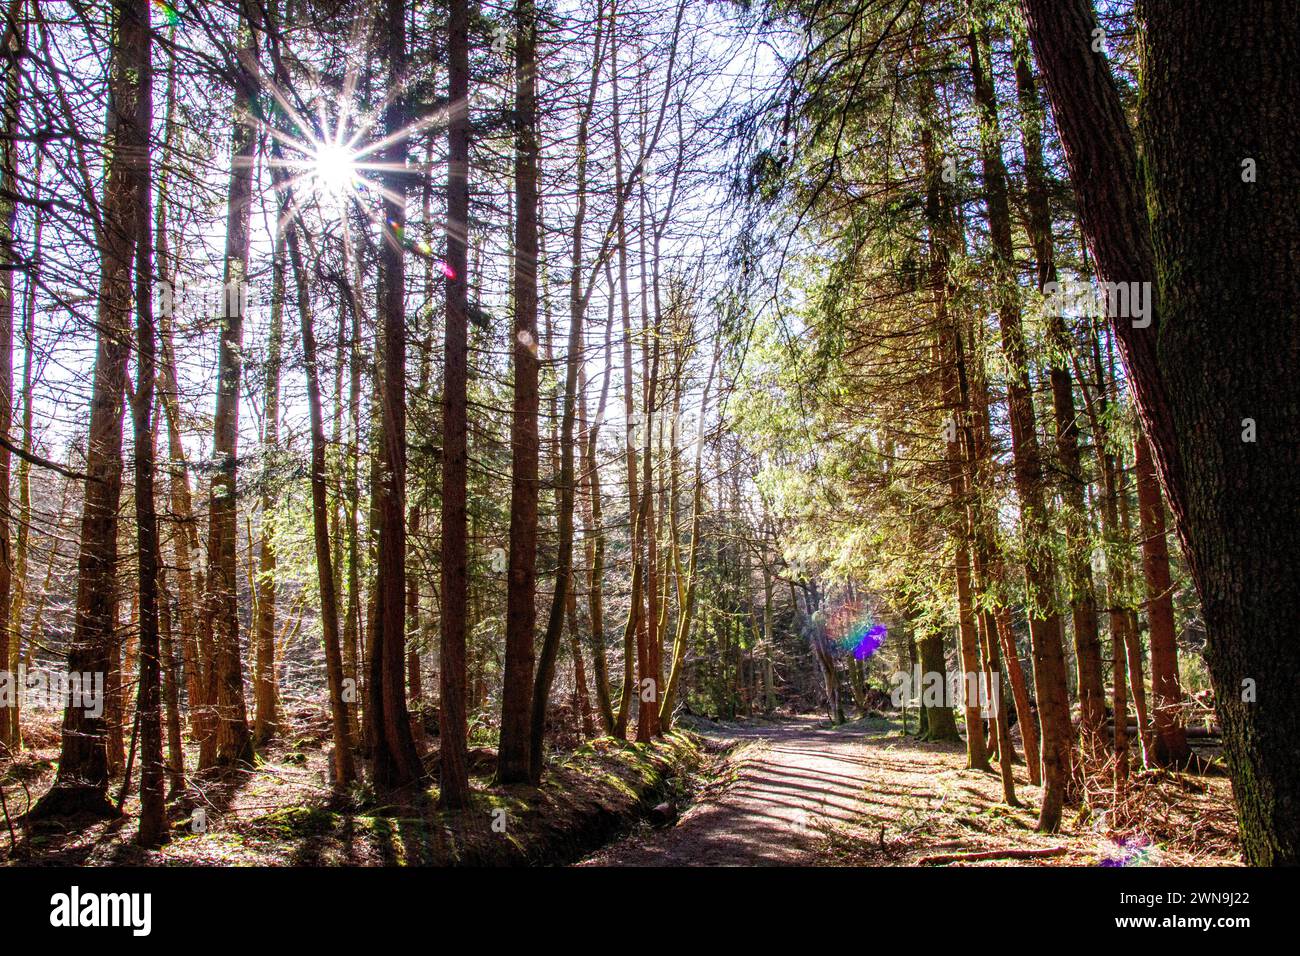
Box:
(580, 715, 1240, 866)
(2, 706, 1239, 866)
(0, 705, 703, 866)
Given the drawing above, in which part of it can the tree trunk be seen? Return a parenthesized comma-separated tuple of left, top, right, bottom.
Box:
(579, 332, 615, 734)
(611, 19, 639, 739)
(252, 233, 285, 746)
(8, 141, 44, 750)
(0, 0, 22, 755)
(343, 241, 363, 747)
(969, 30, 1072, 831)
(1116, 456, 1151, 766)
(1013, 43, 1107, 759)
(128, 32, 164, 842)
(30, 0, 149, 819)
(160, 315, 204, 745)
(201, 0, 257, 768)
(921, 86, 989, 770)
(918, 631, 960, 742)
(1027, 0, 1300, 860)
(531, 0, 608, 771)
(370, 0, 422, 792)
(1136, 0, 1300, 864)
(438, 0, 473, 809)
(660, 338, 718, 729)
(636, 238, 662, 743)
(1134, 431, 1189, 766)
(158, 569, 184, 794)
(282, 218, 356, 786)
(498, 0, 541, 784)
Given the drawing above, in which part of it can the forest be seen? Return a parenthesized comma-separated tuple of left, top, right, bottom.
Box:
(0, 0, 1295, 881)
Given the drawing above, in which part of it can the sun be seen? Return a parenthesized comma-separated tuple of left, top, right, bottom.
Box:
(310, 142, 358, 199)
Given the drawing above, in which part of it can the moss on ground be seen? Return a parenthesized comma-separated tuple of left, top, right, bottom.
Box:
(225, 732, 703, 867)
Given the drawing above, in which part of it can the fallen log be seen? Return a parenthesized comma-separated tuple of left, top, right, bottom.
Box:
(918, 846, 1069, 866)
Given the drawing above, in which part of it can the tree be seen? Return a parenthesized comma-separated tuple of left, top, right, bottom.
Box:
(252, 232, 285, 747)
(201, 0, 258, 769)
(530, 10, 592, 780)
(1022, 0, 1300, 863)
(0, 0, 20, 756)
(1134, 431, 1188, 766)
(128, 0, 163, 843)
(968, 28, 1073, 831)
(30, 0, 150, 819)
(438, 0, 473, 809)
(369, 0, 423, 792)
(1013, 40, 1106, 760)
(498, 0, 541, 785)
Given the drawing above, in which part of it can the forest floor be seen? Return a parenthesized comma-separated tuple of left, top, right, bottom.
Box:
(578, 714, 1242, 867)
(0, 704, 703, 866)
(1, 708, 1241, 867)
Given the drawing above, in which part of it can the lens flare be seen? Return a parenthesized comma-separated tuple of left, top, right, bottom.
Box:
(152, 0, 180, 27)
(822, 599, 887, 660)
(851, 623, 888, 660)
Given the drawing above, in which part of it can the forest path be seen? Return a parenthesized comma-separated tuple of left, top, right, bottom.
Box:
(577, 714, 1242, 867)
(577, 715, 888, 865)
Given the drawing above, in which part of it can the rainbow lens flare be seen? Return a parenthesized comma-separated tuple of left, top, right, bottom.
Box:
(851, 623, 887, 660)
(152, 0, 180, 27)
(824, 600, 887, 660)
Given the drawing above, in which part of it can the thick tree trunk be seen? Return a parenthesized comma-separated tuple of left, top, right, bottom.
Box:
(370, 0, 423, 792)
(1027, 0, 1300, 860)
(1136, 0, 1300, 864)
(438, 0, 473, 809)
(917, 631, 960, 742)
(498, 0, 541, 784)
(30, 0, 147, 819)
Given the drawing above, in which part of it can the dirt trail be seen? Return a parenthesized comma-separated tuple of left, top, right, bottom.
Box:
(577, 715, 1241, 867)
(580, 716, 881, 865)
